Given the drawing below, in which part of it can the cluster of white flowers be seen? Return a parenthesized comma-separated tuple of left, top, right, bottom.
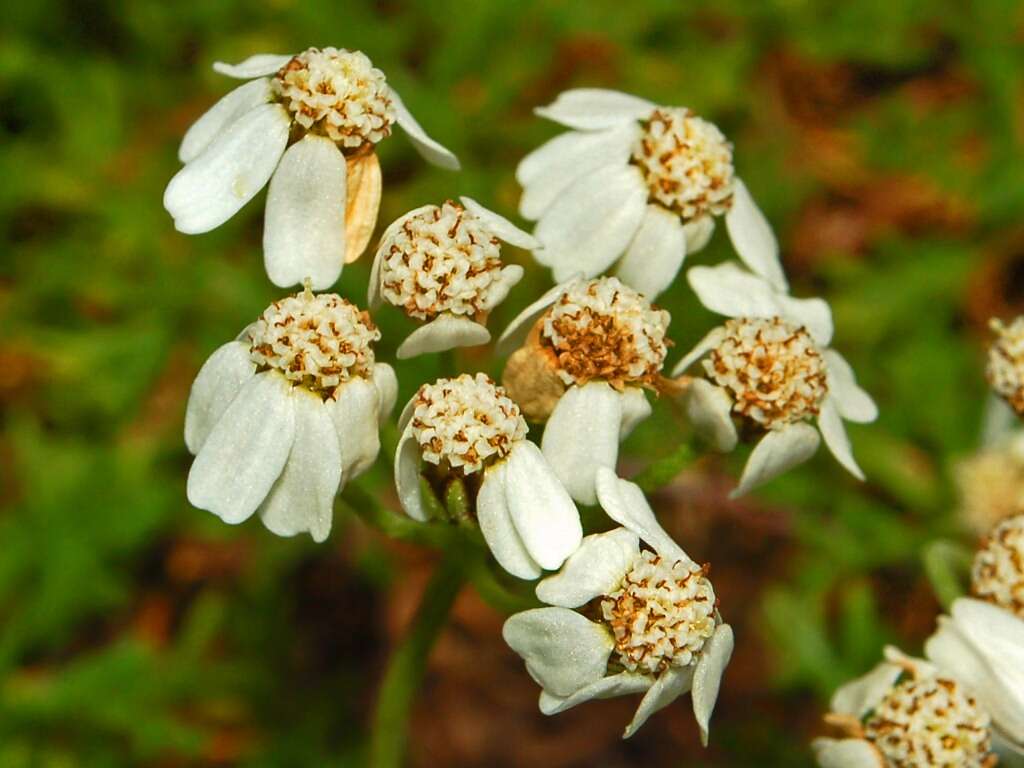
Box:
(165, 55, 907, 753)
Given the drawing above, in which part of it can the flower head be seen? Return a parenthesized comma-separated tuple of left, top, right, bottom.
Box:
(165, 47, 458, 290)
(184, 289, 396, 542)
(272, 48, 395, 149)
(971, 513, 1024, 619)
(503, 469, 733, 742)
(987, 317, 1024, 416)
(517, 88, 783, 299)
(370, 198, 533, 359)
(813, 648, 996, 768)
(394, 374, 581, 579)
(955, 434, 1024, 535)
(498, 276, 664, 504)
(675, 262, 876, 496)
(631, 108, 734, 221)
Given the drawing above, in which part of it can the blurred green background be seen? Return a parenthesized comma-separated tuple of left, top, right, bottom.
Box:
(2, 0, 1023, 765)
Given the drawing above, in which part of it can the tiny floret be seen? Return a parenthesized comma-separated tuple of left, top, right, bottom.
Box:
(379, 201, 504, 320)
(273, 47, 396, 149)
(707, 317, 827, 429)
(971, 513, 1024, 619)
(987, 317, 1024, 415)
(631, 108, 735, 222)
(862, 676, 992, 768)
(542, 277, 670, 389)
(249, 288, 379, 394)
(600, 550, 717, 675)
(411, 373, 528, 474)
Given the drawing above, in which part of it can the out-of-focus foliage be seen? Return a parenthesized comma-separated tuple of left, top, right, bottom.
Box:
(2, 0, 1023, 765)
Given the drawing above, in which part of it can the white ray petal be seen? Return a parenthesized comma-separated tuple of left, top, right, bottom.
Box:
(394, 422, 427, 521)
(691, 623, 734, 746)
(619, 387, 652, 439)
(164, 103, 290, 234)
(495, 278, 572, 355)
(823, 351, 877, 424)
(724, 178, 787, 291)
(682, 215, 715, 254)
(184, 341, 256, 454)
(483, 265, 525, 310)
(541, 382, 622, 506)
(504, 441, 583, 571)
(539, 672, 651, 715)
(459, 196, 538, 249)
(477, 462, 542, 580)
(371, 363, 398, 423)
(534, 88, 656, 131)
(328, 378, 381, 484)
(535, 164, 648, 282)
(811, 738, 885, 768)
(818, 397, 865, 480)
(258, 388, 341, 543)
(624, 666, 694, 739)
(671, 326, 727, 377)
(687, 262, 785, 319)
(390, 87, 460, 170)
(263, 134, 347, 290)
(732, 422, 821, 497)
(516, 123, 639, 220)
(187, 371, 295, 524)
(595, 468, 688, 562)
(535, 527, 638, 608)
(831, 661, 903, 718)
(396, 315, 491, 360)
(615, 205, 687, 299)
(179, 78, 273, 163)
(213, 53, 293, 79)
(502, 607, 613, 697)
(685, 379, 738, 452)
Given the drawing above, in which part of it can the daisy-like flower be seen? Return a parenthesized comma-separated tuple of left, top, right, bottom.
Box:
(987, 316, 1024, 416)
(164, 47, 459, 290)
(671, 262, 877, 496)
(367, 197, 536, 359)
(497, 275, 670, 505)
(925, 515, 1024, 753)
(503, 468, 733, 741)
(393, 373, 582, 579)
(812, 647, 996, 767)
(184, 285, 396, 542)
(516, 88, 784, 299)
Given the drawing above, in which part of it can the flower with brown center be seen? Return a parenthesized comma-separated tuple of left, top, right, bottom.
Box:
(165, 46, 459, 291)
(813, 648, 996, 768)
(503, 469, 733, 742)
(369, 198, 536, 359)
(971, 513, 1024, 619)
(517, 88, 784, 299)
(498, 276, 668, 504)
(674, 262, 877, 497)
(987, 317, 1024, 416)
(393, 374, 581, 579)
(184, 286, 397, 542)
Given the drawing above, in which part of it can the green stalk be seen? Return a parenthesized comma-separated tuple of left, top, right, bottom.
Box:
(369, 556, 464, 768)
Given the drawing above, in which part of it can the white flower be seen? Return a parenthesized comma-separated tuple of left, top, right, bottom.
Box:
(393, 373, 582, 579)
(498, 276, 669, 505)
(672, 262, 877, 496)
(516, 88, 783, 299)
(812, 647, 996, 768)
(184, 286, 396, 542)
(988, 316, 1024, 416)
(925, 515, 1024, 753)
(367, 197, 535, 359)
(164, 47, 459, 290)
(503, 468, 733, 741)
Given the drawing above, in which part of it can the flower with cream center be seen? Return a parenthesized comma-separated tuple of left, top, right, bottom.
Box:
(673, 262, 877, 497)
(394, 373, 582, 579)
(516, 88, 783, 299)
(925, 515, 1024, 755)
(987, 317, 1024, 416)
(164, 47, 459, 291)
(369, 198, 536, 359)
(955, 431, 1024, 535)
(503, 468, 733, 742)
(498, 276, 667, 505)
(183, 286, 397, 542)
(812, 647, 996, 768)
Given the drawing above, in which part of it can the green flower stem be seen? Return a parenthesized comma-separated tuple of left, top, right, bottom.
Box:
(369, 554, 465, 768)
(922, 539, 973, 609)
